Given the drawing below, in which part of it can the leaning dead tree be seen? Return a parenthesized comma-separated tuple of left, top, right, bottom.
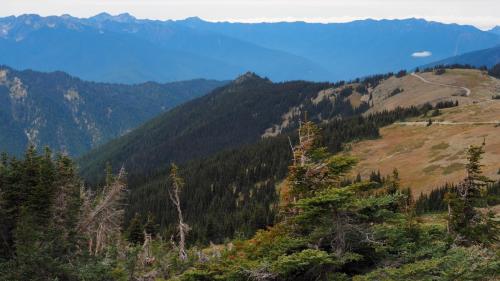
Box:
(288, 117, 315, 167)
(168, 164, 190, 261)
(287, 118, 339, 196)
(280, 118, 321, 217)
(79, 167, 127, 255)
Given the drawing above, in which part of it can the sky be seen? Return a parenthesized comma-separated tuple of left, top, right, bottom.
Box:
(1, 0, 499, 30)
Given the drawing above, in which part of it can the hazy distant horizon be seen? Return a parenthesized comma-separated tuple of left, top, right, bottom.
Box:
(1, 0, 498, 30)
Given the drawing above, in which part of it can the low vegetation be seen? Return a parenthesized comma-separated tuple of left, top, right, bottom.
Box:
(1, 121, 498, 280)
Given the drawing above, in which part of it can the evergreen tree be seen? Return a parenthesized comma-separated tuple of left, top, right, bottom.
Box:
(48, 154, 82, 261)
(127, 213, 145, 245)
(143, 212, 158, 237)
(445, 145, 497, 245)
(386, 168, 400, 194)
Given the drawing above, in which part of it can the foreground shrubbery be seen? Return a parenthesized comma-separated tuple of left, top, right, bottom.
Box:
(153, 122, 499, 281)
(0, 122, 498, 280)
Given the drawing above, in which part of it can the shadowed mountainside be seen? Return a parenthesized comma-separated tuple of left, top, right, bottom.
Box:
(0, 66, 225, 156)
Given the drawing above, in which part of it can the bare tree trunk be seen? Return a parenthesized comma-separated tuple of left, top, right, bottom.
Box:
(78, 167, 127, 255)
(447, 202, 451, 234)
(168, 164, 189, 261)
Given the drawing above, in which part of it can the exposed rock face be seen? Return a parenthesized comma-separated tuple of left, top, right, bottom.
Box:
(0, 66, 225, 156)
(311, 88, 336, 105)
(9, 77, 28, 100)
(0, 69, 7, 83)
(64, 89, 80, 102)
(262, 106, 303, 138)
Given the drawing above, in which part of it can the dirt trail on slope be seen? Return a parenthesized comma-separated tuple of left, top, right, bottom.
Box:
(395, 121, 500, 126)
(411, 72, 471, 96)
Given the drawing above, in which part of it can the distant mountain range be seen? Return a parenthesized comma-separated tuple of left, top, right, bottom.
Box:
(489, 26, 500, 35)
(424, 45, 500, 68)
(1, 13, 499, 83)
(0, 66, 225, 156)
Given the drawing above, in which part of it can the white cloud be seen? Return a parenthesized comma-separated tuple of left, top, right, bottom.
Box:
(411, 51, 432, 58)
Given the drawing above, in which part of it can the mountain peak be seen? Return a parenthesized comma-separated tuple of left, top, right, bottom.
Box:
(115, 13, 136, 22)
(90, 12, 135, 23)
(91, 12, 112, 19)
(184, 16, 204, 22)
(234, 72, 266, 84)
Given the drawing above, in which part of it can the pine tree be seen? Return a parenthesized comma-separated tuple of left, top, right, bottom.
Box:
(386, 168, 400, 194)
(11, 207, 53, 281)
(285, 121, 400, 257)
(49, 154, 82, 258)
(144, 212, 158, 237)
(445, 145, 497, 245)
(127, 213, 144, 245)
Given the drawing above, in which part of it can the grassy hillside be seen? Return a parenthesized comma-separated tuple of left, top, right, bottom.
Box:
(349, 69, 500, 195)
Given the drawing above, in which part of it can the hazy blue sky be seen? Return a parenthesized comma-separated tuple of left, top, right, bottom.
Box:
(1, 0, 498, 30)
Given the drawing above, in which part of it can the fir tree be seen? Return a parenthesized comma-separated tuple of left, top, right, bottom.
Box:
(143, 212, 158, 237)
(386, 168, 400, 194)
(445, 145, 497, 245)
(127, 213, 145, 245)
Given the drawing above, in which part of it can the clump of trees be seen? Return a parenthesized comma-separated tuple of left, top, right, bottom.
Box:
(0, 147, 131, 280)
(489, 63, 500, 79)
(389, 87, 404, 97)
(396, 70, 407, 78)
(435, 100, 458, 109)
(434, 68, 446, 75)
(421, 64, 486, 73)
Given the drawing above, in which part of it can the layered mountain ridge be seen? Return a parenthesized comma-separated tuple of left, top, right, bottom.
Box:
(1, 14, 499, 83)
(0, 66, 225, 156)
(423, 45, 500, 68)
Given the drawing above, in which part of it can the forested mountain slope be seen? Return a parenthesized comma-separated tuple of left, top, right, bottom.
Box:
(78, 70, 424, 242)
(79, 67, 500, 245)
(78, 72, 371, 184)
(0, 66, 225, 156)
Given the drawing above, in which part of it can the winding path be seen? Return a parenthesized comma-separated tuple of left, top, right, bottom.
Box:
(395, 121, 500, 126)
(395, 74, 500, 126)
(411, 72, 471, 96)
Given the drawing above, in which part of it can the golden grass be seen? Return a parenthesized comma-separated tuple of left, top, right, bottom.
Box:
(367, 69, 500, 115)
(349, 70, 500, 197)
